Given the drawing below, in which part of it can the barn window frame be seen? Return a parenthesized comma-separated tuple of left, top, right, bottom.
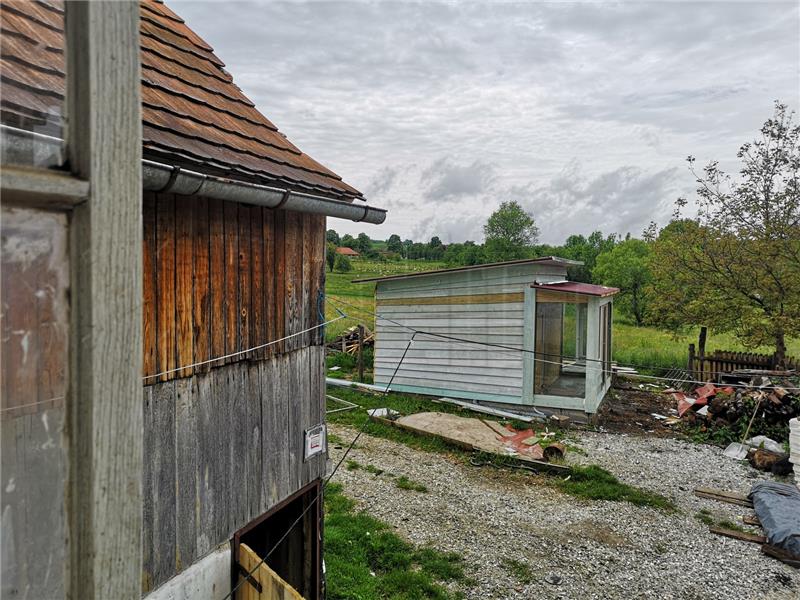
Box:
(1, 2, 143, 598)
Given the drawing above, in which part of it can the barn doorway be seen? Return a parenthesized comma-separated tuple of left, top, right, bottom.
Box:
(233, 481, 321, 599)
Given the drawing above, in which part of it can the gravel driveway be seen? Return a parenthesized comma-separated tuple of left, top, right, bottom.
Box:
(327, 424, 800, 600)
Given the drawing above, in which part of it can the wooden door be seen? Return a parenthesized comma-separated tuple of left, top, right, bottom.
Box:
(237, 543, 305, 600)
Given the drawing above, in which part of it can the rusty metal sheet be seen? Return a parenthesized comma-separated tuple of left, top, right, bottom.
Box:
(532, 281, 620, 297)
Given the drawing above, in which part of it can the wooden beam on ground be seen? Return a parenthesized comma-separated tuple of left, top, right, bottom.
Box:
(742, 515, 761, 527)
(709, 526, 765, 544)
(65, 2, 143, 598)
(694, 487, 754, 507)
(761, 544, 800, 568)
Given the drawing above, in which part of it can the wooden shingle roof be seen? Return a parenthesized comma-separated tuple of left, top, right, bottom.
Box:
(0, 0, 362, 201)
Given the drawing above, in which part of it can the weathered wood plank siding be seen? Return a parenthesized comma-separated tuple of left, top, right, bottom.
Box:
(141, 346, 326, 592)
(373, 264, 566, 403)
(142, 196, 325, 380)
(140, 198, 327, 590)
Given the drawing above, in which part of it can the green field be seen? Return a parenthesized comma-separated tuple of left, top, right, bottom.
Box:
(324, 258, 799, 373)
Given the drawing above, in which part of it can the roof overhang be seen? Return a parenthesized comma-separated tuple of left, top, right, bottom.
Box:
(531, 281, 619, 298)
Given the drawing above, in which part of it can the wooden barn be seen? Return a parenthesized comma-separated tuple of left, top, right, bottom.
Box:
(358, 258, 617, 417)
(0, 1, 385, 599)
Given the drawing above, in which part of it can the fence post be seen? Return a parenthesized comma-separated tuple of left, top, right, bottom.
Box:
(688, 343, 695, 378)
(357, 324, 365, 382)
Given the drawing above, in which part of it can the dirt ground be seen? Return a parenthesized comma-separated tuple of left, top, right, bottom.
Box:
(593, 383, 681, 437)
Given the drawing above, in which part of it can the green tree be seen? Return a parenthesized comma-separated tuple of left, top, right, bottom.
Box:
(559, 231, 618, 282)
(334, 253, 352, 273)
(428, 236, 442, 248)
(326, 229, 340, 245)
(325, 241, 336, 272)
(648, 102, 800, 363)
(483, 201, 539, 262)
(341, 233, 356, 249)
(386, 234, 403, 254)
(594, 238, 651, 325)
(355, 233, 372, 254)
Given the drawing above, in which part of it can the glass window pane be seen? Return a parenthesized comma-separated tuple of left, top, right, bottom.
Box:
(1, 206, 69, 599)
(534, 297, 586, 398)
(1, 1, 65, 167)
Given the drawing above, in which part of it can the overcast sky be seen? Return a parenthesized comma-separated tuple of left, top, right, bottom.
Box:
(176, 0, 800, 244)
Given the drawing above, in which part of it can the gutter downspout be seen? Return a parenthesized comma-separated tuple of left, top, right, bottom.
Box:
(142, 160, 386, 224)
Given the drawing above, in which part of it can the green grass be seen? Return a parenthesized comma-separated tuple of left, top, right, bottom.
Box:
(556, 465, 676, 511)
(502, 558, 535, 584)
(324, 482, 467, 600)
(327, 387, 673, 511)
(325, 259, 445, 340)
(365, 464, 386, 476)
(611, 315, 800, 374)
(395, 475, 428, 493)
(324, 258, 799, 371)
(694, 509, 749, 533)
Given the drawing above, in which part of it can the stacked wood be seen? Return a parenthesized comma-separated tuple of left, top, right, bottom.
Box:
(674, 374, 800, 444)
(326, 325, 374, 355)
(706, 376, 800, 428)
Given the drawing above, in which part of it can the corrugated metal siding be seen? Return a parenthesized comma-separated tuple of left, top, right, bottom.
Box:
(373, 264, 566, 403)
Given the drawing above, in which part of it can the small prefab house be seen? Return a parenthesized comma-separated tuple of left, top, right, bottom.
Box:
(358, 258, 618, 417)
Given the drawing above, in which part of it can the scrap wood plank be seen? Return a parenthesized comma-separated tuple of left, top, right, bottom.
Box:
(761, 544, 800, 569)
(742, 515, 761, 527)
(709, 526, 765, 544)
(370, 414, 570, 474)
(694, 487, 754, 507)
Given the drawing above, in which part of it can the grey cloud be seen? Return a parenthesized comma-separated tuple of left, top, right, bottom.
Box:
(365, 166, 400, 197)
(422, 157, 496, 201)
(173, 0, 799, 243)
(521, 164, 683, 244)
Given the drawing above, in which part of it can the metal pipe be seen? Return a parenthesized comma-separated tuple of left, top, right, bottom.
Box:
(0, 125, 387, 224)
(141, 159, 387, 224)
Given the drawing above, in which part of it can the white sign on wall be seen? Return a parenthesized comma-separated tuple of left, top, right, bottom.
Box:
(304, 424, 327, 461)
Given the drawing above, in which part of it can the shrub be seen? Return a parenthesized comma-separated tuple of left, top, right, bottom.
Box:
(334, 254, 352, 272)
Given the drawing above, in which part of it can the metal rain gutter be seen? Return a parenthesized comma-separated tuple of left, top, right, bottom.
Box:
(0, 125, 387, 224)
(142, 160, 386, 224)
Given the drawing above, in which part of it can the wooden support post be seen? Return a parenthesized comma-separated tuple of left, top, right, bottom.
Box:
(688, 343, 696, 378)
(65, 2, 143, 598)
(698, 326, 707, 380)
(357, 324, 365, 382)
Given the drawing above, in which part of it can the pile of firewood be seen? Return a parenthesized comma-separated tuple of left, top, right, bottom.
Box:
(708, 378, 799, 426)
(671, 374, 800, 443)
(326, 325, 374, 355)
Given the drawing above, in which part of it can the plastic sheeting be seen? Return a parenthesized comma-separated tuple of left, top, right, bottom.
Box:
(749, 482, 800, 558)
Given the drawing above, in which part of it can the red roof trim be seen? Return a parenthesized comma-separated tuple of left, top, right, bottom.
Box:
(531, 281, 619, 297)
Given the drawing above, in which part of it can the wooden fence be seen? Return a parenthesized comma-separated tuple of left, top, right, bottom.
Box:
(688, 345, 799, 381)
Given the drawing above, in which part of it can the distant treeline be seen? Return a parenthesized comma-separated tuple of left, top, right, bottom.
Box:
(326, 227, 620, 283)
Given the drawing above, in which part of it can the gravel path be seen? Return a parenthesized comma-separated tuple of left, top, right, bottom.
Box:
(327, 424, 800, 600)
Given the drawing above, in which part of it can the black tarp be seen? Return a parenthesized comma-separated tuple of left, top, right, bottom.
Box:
(749, 481, 800, 558)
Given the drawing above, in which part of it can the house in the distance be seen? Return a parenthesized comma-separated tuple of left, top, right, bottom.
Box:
(356, 258, 618, 420)
(336, 246, 361, 257)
